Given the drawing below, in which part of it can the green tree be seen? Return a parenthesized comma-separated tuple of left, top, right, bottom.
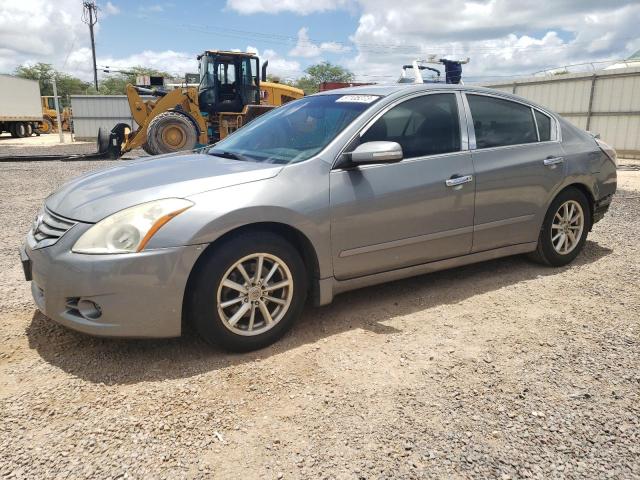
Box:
(14, 63, 90, 106)
(294, 62, 354, 94)
(98, 66, 171, 95)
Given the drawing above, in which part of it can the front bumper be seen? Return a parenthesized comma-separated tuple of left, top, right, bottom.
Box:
(22, 227, 204, 338)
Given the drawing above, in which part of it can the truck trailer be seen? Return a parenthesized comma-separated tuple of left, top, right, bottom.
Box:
(0, 75, 43, 138)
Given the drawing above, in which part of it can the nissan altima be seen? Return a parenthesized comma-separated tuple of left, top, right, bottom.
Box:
(21, 84, 617, 351)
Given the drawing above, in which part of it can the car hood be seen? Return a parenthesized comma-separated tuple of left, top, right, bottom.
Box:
(46, 153, 283, 222)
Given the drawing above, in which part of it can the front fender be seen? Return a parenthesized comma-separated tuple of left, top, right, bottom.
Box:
(145, 162, 332, 278)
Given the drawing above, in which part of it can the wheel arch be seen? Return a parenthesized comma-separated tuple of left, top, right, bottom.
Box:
(182, 222, 322, 329)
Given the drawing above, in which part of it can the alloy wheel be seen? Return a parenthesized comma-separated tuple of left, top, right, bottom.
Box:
(216, 253, 294, 336)
(551, 200, 584, 255)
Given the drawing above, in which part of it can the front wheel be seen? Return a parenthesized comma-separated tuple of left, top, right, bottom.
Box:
(187, 232, 308, 351)
(530, 187, 591, 266)
(146, 111, 198, 155)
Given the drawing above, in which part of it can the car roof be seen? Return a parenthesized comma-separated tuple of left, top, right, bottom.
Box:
(313, 82, 554, 114)
(314, 83, 474, 96)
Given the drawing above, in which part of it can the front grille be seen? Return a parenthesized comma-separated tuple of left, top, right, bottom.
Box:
(32, 208, 76, 249)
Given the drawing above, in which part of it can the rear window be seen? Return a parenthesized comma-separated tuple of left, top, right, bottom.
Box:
(467, 94, 537, 149)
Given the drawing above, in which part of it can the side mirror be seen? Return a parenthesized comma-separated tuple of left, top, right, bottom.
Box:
(349, 141, 403, 164)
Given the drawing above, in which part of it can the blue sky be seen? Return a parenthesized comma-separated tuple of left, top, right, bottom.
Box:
(1, 0, 639, 82)
(95, 1, 357, 77)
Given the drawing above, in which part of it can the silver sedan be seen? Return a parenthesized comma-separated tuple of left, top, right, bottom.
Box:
(21, 84, 617, 351)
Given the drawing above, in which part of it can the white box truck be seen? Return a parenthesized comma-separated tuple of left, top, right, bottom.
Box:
(0, 75, 43, 138)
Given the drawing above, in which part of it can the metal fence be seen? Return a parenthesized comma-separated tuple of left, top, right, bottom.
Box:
(70, 95, 151, 140)
(481, 67, 640, 157)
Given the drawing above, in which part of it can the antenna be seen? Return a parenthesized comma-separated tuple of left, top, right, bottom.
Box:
(82, 1, 99, 91)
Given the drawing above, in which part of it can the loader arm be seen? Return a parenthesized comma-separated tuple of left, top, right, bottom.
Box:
(121, 84, 208, 154)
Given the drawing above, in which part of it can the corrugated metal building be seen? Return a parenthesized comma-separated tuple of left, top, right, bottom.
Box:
(482, 67, 640, 157)
(70, 95, 151, 140)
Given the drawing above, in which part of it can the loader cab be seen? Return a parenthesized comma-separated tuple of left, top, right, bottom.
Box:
(198, 51, 260, 115)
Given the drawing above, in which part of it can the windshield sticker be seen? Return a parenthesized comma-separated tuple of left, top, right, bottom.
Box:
(335, 95, 379, 104)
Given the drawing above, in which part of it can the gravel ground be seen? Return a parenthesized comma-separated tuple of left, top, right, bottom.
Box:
(0, 156, 638, 479)
(0, 135, 145, 159)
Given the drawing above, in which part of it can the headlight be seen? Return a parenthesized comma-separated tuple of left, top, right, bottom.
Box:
(72, 198, 193, 254)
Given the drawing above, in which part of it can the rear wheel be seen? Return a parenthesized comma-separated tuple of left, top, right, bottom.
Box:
(146, 111, 198, 155)
(529, 187, 591, 266)
(187, 232, 308, 352)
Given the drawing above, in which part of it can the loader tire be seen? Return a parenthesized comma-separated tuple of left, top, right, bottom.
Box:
(141, 142, 155, 156)
(146, 111, 198, 155)
(36, 117, 54, 134)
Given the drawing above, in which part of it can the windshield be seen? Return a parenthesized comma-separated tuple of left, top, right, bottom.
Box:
(209, 94, 381, 164)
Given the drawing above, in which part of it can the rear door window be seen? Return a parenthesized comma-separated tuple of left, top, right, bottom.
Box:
(361, 93, 461, 158)
(534, 109, 552, 141)
(467, 94, 538, 149)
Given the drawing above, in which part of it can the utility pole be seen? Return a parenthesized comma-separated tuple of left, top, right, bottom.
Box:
(82, 1, 99, 91)
(51, 77, 65, 144)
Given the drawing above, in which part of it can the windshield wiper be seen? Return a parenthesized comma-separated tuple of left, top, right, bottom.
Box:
(208, 150, 248, 161)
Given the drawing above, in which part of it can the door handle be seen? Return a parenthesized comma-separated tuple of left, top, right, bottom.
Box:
(543, 156, 564, 166)
(445, 174, 473, 187)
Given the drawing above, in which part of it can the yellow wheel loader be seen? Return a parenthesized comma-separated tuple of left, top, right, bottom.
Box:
(36, 96, 70, 134)
(100, 51, 303, 158)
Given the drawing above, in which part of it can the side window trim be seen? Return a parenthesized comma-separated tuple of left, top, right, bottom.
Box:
(463, 92, 560, 151)
(531, 107, 541, 142)
(532, 107, 556, 143)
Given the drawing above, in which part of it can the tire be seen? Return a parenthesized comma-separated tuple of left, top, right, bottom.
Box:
(141, 142, 155, 156)
(187, 232, 308, 352)
(96, 127, 110, 154)
(146, 111, 198, 155)
(13, 122, 28, 138)
(36, 117, 54, 134)
(9, 123, 18, 137)
(529, 187, 591, 266)
(26, 123, 33, 136)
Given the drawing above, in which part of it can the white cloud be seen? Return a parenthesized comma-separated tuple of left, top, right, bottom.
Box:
(2, 0, 639, 87)
(252, 47, 302, 79)
(0, 1, 196, 82)
(344, 0, 640, 81)
(289, 27, 351, 58)
(227, 0, 640, 80)
(103, 2, 120, 15)
(226, 0, 351, 15)
(95, 50, 198, 76)
(0, 0, 87, 73)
